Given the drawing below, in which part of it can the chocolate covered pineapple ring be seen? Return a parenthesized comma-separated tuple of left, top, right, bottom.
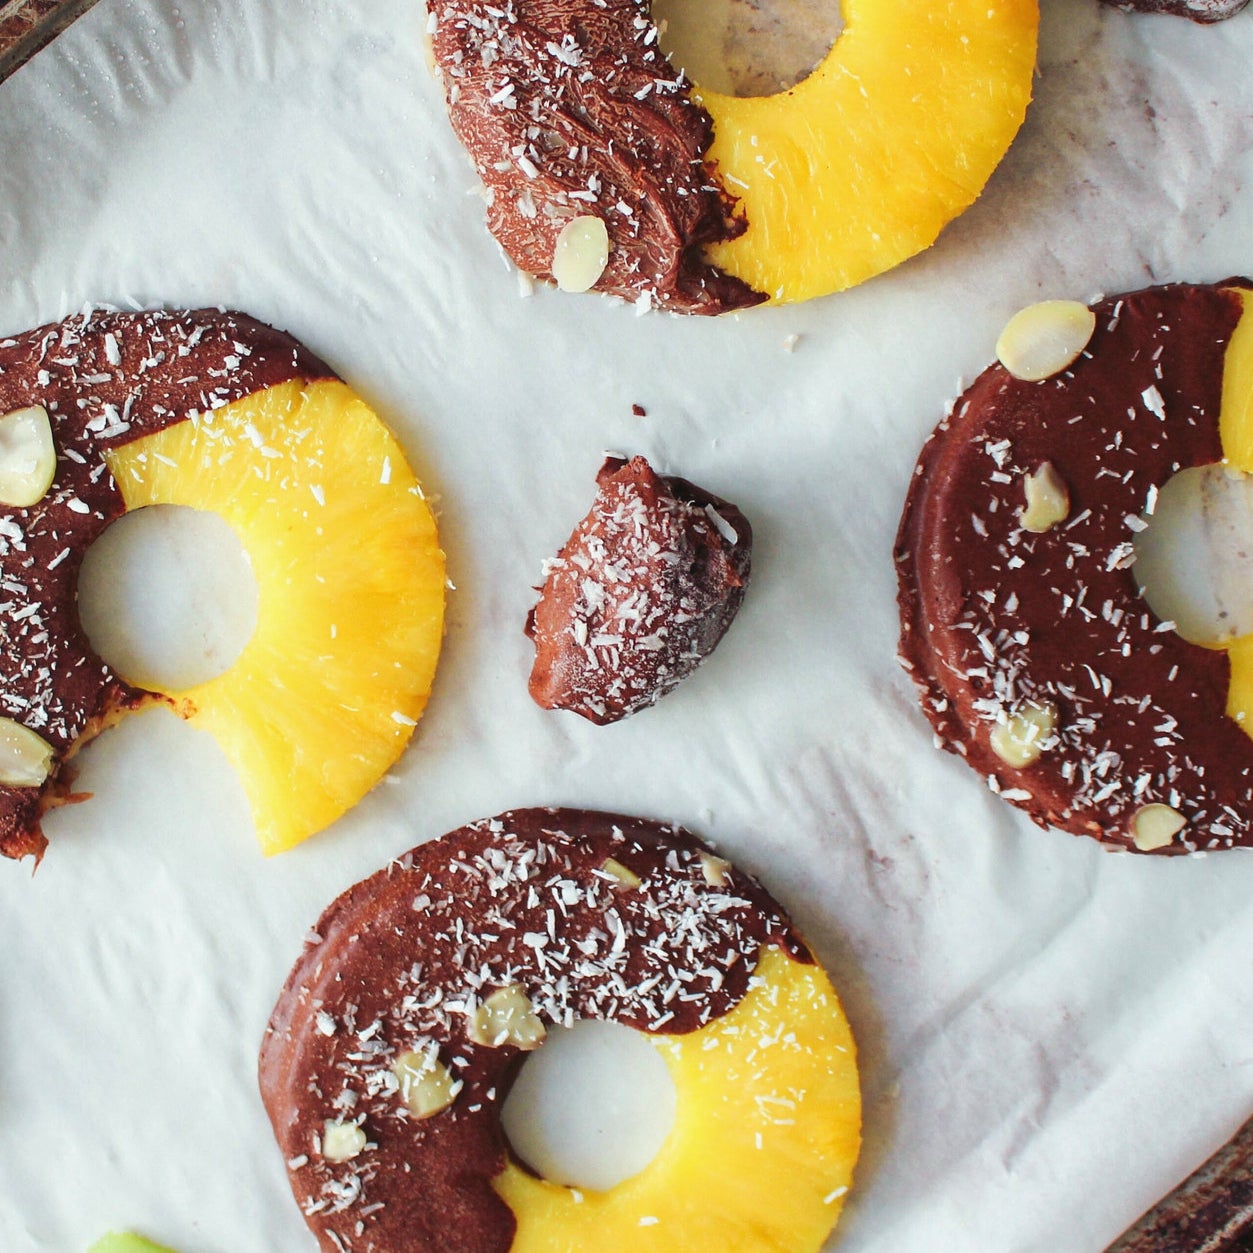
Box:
(896, 281, 1253, 854)
(259, 808, 861, 1252)
(526, 455, 751, 724)
(428, 0, 1037, 309)
(0, 309, 445, 862)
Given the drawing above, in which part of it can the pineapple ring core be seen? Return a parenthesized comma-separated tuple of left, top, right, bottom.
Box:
(1207, 288, 1253, 735)
(78, 503, 259, 691)
(1134, 286, 1253, 736)
(495, 945, 861, 1253)
(104, 378, 445, 855)
(694, 0, 1040, 303)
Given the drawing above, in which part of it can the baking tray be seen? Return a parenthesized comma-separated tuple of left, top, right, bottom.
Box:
(0, 0, 99, 82)
(1107, 1116, 1253, 1252)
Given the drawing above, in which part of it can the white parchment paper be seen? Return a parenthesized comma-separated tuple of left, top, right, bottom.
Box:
(1, 2, 1252, 1250)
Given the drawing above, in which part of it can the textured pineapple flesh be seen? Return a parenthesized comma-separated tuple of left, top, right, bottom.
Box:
(1217, 289, 1253, 736)
(495, 946, 861, 1252)
(698, 0, 1038, 304)
(105, 379, 445, 854)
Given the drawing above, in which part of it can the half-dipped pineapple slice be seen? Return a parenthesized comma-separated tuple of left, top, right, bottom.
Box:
(699, 0, 1039, 303)
(106, 378, 445, 854)
(496, 946, 861, 1252)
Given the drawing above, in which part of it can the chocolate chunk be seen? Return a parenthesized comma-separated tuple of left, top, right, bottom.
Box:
(527, 456, 751, 724)
(259, 807, 807, 1253)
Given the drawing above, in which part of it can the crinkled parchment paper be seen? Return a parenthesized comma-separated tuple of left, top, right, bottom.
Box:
(1, 1, 1252, 1250)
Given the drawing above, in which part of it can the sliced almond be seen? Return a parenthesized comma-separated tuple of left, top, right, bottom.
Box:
(393, 1048, 461, 1119)
(0, 717, 54, 787)
(601, 857, 641, 888)
(1131, 803, 1187, 852)
(321, 1119, 366, 1163)
(552, 216, 610, 293)
(699, 851, 732, 888)
(1020, 462, 1070, 534)
(996, 300, 1096, 382)
(989, 700, 1056, 769)
(468, 984, 546, 1050)
(0, 405, 56, 508)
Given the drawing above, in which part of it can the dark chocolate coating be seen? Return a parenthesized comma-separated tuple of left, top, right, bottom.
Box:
(1099, 0, 1248, 22)
(896, 281, 1253, 853)
(526, 455, 752, 724)
(428, 0, 766, 315)
(0, 309, 332, 862)
(259, 807, 807, 1253)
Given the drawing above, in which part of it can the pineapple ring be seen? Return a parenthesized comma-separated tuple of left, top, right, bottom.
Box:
(0, 309, 444, 861)
(896, 280, 1253, 853)
(260, 809, 862, 1253)
(698, 0, 1040, 303)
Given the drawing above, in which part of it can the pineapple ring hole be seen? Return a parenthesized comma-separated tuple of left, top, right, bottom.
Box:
(77, 504, 259, 692)
(1132, 464, 1253, 647)
(500, 1018, 677, 1192)
(653, 0, 844, 97)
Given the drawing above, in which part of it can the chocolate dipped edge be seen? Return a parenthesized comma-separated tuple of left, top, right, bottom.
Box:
(259, 807, 809, 1252)
(0, 307, 334, 861)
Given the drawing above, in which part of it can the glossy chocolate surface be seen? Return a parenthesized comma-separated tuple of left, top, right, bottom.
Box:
(896, 282, 1253, 852)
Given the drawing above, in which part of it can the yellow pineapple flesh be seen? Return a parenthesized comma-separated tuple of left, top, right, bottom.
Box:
(104, 379, 445, 854)
(494, 945, 861, 1252)
(1217, 289, 1253, 734)
(1219, 288, 1253, 469)
(698, 0, 1039, 303)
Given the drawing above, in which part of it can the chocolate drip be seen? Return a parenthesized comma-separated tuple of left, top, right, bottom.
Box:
(526, 455, 752, 723)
